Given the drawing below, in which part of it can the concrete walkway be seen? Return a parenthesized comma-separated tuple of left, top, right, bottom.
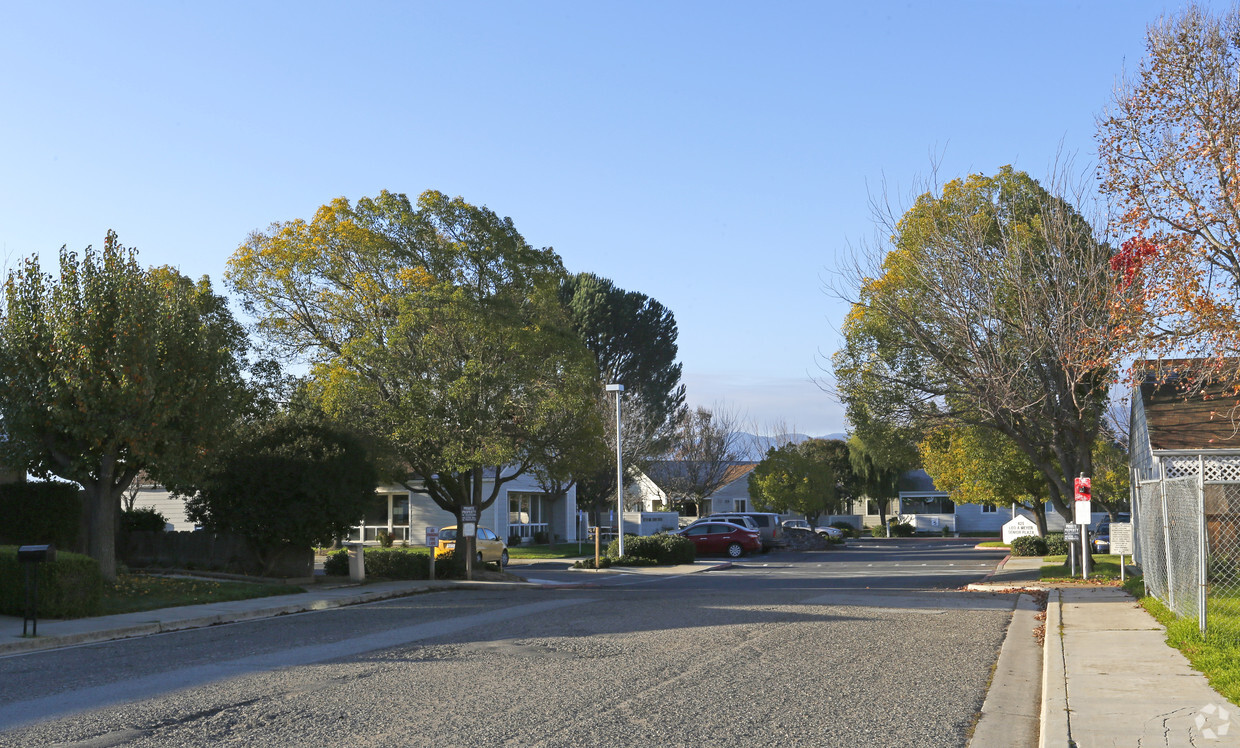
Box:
(969, 554, 1240, 747)
(0, 560, 729, 657)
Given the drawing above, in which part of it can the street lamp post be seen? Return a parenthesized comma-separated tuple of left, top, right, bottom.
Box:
(606, 383, 624, 558)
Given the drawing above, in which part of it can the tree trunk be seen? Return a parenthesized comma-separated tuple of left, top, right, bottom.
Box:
(86, 484, 118, 582)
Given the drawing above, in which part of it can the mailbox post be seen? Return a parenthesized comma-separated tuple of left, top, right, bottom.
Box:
(18, 544, 56, 636)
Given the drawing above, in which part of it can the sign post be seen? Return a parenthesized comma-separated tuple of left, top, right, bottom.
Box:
(461, 505, 479, 581)
(1064, 523, 1080, 576)
(425, 526, 439, 581)
(1111, 522, 1134, 583)
(1075, 475, 1091, 580)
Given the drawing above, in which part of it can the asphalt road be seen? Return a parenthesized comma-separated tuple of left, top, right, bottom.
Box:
(0, 540, 1014, 748)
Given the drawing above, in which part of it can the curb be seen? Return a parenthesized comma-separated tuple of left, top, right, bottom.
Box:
(1039, 589, 1069, 748)
(0, 582, 465, 657)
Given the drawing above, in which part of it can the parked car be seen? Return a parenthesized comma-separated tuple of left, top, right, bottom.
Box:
(1091, 523, 1110, 554)
(676, 521, 761, 558)
(436, 525, 509, 567)
(705, 512, 783, 549)
(781, 519, 844, 539)
(688, 515, 760, 532)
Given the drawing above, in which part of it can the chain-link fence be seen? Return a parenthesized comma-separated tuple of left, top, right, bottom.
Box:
(1137, 473, 1240, 640)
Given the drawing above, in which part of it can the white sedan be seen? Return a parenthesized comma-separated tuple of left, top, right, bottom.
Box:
(781, 519, 844, 539)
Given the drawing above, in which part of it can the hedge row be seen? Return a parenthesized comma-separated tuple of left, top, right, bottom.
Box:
(605, 534, 695, 564)
(0, 482, 81, 549)
(0, 545, 103, 618)
(323, 547, 469, 579)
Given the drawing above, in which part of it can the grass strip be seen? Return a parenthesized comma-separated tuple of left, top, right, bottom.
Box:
(1039, 554, 1125, 581)
(101, 574, 304, 616)
(1125, 578, 1240, 706)
(506, 542, 592, 560)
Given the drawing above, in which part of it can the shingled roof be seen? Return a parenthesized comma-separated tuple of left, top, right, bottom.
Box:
(1138, 359, 1240, 451)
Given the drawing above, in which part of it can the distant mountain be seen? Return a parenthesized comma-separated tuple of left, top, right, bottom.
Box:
(735, 432, 849, 461)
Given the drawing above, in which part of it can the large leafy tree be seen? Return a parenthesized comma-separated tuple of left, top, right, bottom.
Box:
(1099, 5, 1240, 383)
(226, 191, 602, 541)
(832, 167, 1119, 527)
(918, 424, 1050, 535)
(0, 233, 247, 580)
(555, 272, 686, 520)
(186, 412, 378, 573)
(748, 438, 851, 526)
(846, 434, 913, 527)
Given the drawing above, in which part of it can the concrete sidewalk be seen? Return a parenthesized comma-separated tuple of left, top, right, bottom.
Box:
(0, 560, 728, 657)
(968, 554, 1240, 746)
(1042, 586, 1240, 747)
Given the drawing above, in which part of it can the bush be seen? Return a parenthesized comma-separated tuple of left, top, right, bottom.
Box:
(870, 521, 914, 537)
(830, 522, 856, 539)
(433, 548, 466, 578)
(0, 545, 103, 618)
(323, 548, 349, 575)
(508, 533, 523, 548)
(121, 507, 167, 533)
(574, 556, 613, 569)
(533, 530, 550, 545)
(0, 482, 82, 549)
(605, 534, 695, 565)
(186, 413, 378, 551)
(1045, 533, 1069, 557)
(364, 547, 429, 579)
(1010, 535, 1049, 556)
(376, 530, 394, 548)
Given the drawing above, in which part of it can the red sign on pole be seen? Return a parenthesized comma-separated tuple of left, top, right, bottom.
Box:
(1074, 477, 1091, 501)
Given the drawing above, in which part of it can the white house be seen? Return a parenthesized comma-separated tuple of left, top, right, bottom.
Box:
(124, 469, 579, 545)
(352, 471, 579, 545)
(632, 461, 758, 517)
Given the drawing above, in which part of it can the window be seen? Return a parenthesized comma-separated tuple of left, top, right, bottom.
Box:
(901, 496, 955, 514)
(981, 504, 998, 513)
(509, 492, 546, 525)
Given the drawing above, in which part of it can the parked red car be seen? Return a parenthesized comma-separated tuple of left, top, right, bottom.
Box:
(676, 521, 761, 558)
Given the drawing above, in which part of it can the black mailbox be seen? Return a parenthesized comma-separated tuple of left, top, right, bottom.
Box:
(17, 544, 56, 563)
(17, 544, 55, 637)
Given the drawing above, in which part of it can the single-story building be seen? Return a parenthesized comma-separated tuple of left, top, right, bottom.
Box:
(123, 468, 580, 545)
(631, 461, 758, 517)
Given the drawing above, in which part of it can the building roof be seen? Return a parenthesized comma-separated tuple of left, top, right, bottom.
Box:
(1138, 360, 1240, 451)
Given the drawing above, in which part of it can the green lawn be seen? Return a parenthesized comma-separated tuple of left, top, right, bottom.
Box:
(101, 574, 305, 616)
(976, 541, 1009, 548)
(1039, 554, 1127, 581)
(506, 542, 593, 559)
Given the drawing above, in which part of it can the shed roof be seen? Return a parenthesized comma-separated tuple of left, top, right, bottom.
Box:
(1138, 360, 1240, 451)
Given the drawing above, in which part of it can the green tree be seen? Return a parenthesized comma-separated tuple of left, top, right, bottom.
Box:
(918, 424, 1050, 535)
(186, 412, 378, 573)
(226, 191, 602, 568)
(847, 434, 914, 527)
(0, 233, 247, 580)
(556, 272, 686, 521)
(748, 438, 850, 525)
(832, 167, 1118, 530)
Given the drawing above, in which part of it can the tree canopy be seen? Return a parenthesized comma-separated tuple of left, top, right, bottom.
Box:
(0, 233, 247, 579)
(918, 423, 1050, 534)
(557, 272, 685, 516)
(226, 190, 602, 522)
(832, 167, 1118, 525)
(186, 412, 378, 569)
(1099, 5, 1240, 383)
(748, 438, 851, 525)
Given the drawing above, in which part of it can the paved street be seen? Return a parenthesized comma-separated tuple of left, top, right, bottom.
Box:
(0, 541, 1012, 747)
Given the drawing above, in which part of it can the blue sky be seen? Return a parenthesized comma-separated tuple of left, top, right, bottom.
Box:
(0, 1, 1210, 435)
